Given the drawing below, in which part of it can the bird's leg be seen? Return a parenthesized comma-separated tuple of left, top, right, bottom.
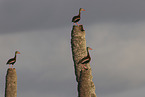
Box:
(12, 65, 13, 69)
(73, 23, 76, 25)
(9, 65, 11, 68)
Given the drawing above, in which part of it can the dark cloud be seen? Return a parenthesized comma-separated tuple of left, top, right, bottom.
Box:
(1, 24, 145, 97)
(1, 1, 145, 97)
(17, 70, 77, 97)
(0, 0, 145, 33)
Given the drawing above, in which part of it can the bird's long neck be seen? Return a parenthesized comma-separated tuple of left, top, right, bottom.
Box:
(87, 48, 90, 58)
(14, 53, 17, 60)
(78, 10, 81, 16)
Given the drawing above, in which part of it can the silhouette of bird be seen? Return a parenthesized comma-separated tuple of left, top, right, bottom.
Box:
(78, 47, 92, 70)
(6, 51, 20, 69)
(72, 8, 85, 25)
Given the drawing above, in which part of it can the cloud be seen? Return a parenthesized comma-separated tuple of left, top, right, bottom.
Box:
(104, 86, 145, 97)
(1, 0, 145, 33)
(0, 20, 145, 96)
(0, 27, 76, 97)
(1, 0, 145, 97)
(87, 22, 145, 96)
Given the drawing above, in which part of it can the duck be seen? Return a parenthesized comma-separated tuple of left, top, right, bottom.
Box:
(72, 8, 85, 25)
(6, 51, 20, 68)
(78, 47, 92, 70)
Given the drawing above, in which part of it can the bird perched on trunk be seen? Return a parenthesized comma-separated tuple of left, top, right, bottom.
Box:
(72, 8, 85, 25)
(6, 51, 20, 69)
(78, 47, 92, 70)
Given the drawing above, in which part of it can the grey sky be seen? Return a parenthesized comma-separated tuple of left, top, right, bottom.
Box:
(0, 0, 145, 33)
(0, 0, 145, 97)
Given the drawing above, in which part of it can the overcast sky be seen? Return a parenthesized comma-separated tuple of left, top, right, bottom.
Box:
(0, 0, 145, 97)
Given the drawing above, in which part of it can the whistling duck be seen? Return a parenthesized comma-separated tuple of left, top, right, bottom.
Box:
(78, 47, 92, 70)
(72, 8, 85, 25)
(6, 51, 20, 68)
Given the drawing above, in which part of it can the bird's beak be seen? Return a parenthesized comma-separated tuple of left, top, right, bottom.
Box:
(17, 51, 20, 54)
(90, 48, 93, 50)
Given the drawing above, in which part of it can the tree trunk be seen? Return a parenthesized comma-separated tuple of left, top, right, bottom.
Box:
(5, 68, 17, 97)
(71, 25, 97, 97)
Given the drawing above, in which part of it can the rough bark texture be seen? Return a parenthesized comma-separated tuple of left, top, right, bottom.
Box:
(5, 68, 17, 97)
(71, 25, 97, 97)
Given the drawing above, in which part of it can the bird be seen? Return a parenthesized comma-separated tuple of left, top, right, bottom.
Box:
(78, 47, 92, 70)
(6, 51, 20, 69)
(72, 8, 85, 26)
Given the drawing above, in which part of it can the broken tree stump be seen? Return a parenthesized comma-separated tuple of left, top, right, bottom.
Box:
(5, 68, 17, 97)
(71, 25, 97, 97)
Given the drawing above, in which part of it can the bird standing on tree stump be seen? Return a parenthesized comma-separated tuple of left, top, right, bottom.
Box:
(72, 8, 85, 26)
(78, 47, 92, 70)
(6, 51, 20, 69)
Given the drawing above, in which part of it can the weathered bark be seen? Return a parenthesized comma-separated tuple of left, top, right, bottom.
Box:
(71, 25, 97, 97)
(5, 68, 17, 97)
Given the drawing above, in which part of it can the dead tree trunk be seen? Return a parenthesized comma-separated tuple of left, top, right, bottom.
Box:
(5, 68, 17, 97)
(71, 25, 97, 97)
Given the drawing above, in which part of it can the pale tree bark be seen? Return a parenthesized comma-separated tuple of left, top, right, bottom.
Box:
(5, 68, 17, 97)
(71, 25, 97, 97)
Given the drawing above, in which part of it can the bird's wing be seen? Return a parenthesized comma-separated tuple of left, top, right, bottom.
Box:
(81, 58, 90, 64)
(78, 56, 88, 64)
(6, 58, 15, 64)
(72, 16, 80, 22)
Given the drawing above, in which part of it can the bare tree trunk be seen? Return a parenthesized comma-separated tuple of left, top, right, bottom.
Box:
(71, 25, 97, 97)
(5, 68, 17, 97)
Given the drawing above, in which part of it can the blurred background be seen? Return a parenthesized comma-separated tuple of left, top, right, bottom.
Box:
(0, 0, 145, 97)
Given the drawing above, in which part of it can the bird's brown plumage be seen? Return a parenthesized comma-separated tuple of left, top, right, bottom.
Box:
(72, 8, 85, 25)
(6, 51, 20, 68)
(78, 47, 92, 70)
